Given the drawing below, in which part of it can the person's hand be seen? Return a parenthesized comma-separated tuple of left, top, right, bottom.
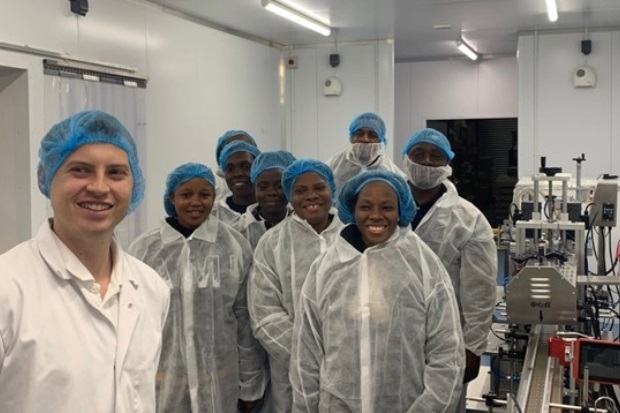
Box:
(463, 350, 481, 383)
(238, 399, 260, 413)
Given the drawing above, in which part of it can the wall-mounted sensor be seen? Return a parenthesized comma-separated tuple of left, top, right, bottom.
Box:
(323, 76, 342, 96)
(581, 40, 592, 55)
(573, 65, 596, 88)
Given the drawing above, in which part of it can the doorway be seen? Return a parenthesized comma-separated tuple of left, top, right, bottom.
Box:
(0, 65, 30, 253)
(427, 118, 518, 227)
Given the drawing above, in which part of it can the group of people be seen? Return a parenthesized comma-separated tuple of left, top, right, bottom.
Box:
(0, 109, 497, 413)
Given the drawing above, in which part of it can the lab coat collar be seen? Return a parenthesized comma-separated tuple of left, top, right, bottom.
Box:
(36, 220, 126, 287)
(159, 216, 219, 244)
(290, 207, 340, 235)
(335, 225, 405, 264)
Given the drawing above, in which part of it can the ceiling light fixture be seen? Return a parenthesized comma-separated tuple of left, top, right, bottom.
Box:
(545, 0, 558, 22)
(261, 0, 331, 36)
(456, 38, 479, 61)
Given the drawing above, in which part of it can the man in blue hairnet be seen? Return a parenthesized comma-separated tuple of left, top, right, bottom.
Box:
(327, 112, 405, 199)
(213, 140, 261, 225)
(0, 110, 170, 412)
(214, 130, 258, 202)
(402, 128, 497, 413)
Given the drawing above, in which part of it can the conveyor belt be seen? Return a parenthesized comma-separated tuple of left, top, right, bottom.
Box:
(516, 325, 559, 412)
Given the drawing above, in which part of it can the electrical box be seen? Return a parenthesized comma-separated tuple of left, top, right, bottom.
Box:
(590, 181, 618, 227)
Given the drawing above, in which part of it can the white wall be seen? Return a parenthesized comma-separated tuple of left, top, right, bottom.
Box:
(394, 56, 518, 156)
(0, 0, 281, 233)
(284, 41, 395, 162)
(518, 31, 620, 179)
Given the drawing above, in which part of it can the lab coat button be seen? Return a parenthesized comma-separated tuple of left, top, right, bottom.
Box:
(90, 285, 100, 294)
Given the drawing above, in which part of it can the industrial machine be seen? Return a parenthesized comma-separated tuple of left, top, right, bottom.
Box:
(474, 157, 620, 413)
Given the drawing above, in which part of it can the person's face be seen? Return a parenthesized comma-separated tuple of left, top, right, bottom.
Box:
(50, 143, 133, 242)
(170, 177, 215, 229)
(351, 128, 380, 144)
(255, 169, 287, 217)
(354, 181, 399, 248)
(290, 172, 332, 233)
(224, 152, 255, 198)
(407, 142, 449, 167)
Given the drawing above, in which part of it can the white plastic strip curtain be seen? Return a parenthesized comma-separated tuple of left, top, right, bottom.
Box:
(43, 60, 147, 248)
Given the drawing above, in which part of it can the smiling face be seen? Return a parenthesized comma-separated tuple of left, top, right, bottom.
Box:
(255, 169, 288, 221)
(224, 152, 256, 204)
(290, 172, 332, 233)
(50, 143, 133, 246)
(170, 177, 215, 229)
(354, 181, 399, 248)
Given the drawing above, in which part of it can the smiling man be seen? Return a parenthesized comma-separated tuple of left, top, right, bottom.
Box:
(212, 140, 261, 226)
(0, 110, 170, 413)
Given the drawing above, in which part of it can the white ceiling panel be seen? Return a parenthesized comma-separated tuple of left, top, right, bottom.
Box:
(139, 0, 620, 60)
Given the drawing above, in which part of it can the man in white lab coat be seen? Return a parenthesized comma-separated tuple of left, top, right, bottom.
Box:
(0, 110, 170, 413)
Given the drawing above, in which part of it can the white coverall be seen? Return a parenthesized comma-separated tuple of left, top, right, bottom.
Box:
(129, 217, 266, 413)
(327, 149, 405, 199)
(291, 227, 464, 413)
(413, 180, 497, 358)
(0, 222, 170, 413)
(248, 214, 343, 413)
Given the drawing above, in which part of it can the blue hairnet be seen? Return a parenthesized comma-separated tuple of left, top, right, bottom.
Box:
(337, 170, 416, 227)
(37, 110, 145, 213)
(163, 162, 216, 217)
(250, 150, 297, 183)
(215, 130, 257, 163)
(218, 141, 261, 172)
(348, 112, 386, 144)
(282, 158, 336, 203)
(401, 128, 455, 161)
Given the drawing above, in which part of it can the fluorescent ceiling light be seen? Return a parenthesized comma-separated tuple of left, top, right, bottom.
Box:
(456, 39, 479, 61)
(545, 0, 558, 22)
(262, 0, 331, 36)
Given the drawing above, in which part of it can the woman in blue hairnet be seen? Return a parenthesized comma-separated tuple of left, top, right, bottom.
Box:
(129, 163, 266, 413)
(248, 159, 344, 413)
(327, 112, 405, 199)
(213, 140, 262, 226)
(234, 150, 297, 249)
(290, 170, 464, 413)
(213, 130, 258, 203)
(0, 110, 170, 412)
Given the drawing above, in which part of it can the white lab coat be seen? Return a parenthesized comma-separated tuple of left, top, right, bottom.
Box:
(248, 213, 343, 413)
(233, 204, 293, 251)
(0, 221, 170, 413)
(129, 217, 266, 413)
(212, 199, 243, 227)
(413, 180, 497, 356)
(327, 149, 405, 199)
(291, 226, 464, 413)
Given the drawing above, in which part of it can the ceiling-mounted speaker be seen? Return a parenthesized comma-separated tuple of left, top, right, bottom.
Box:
(70, 0, 89, 16)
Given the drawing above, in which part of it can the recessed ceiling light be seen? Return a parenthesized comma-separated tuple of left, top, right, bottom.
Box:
(433, 24, 452, 30)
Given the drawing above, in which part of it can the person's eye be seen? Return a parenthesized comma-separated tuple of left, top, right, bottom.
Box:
(69, 165, 89, 174)
(293, 188, 305, 195)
